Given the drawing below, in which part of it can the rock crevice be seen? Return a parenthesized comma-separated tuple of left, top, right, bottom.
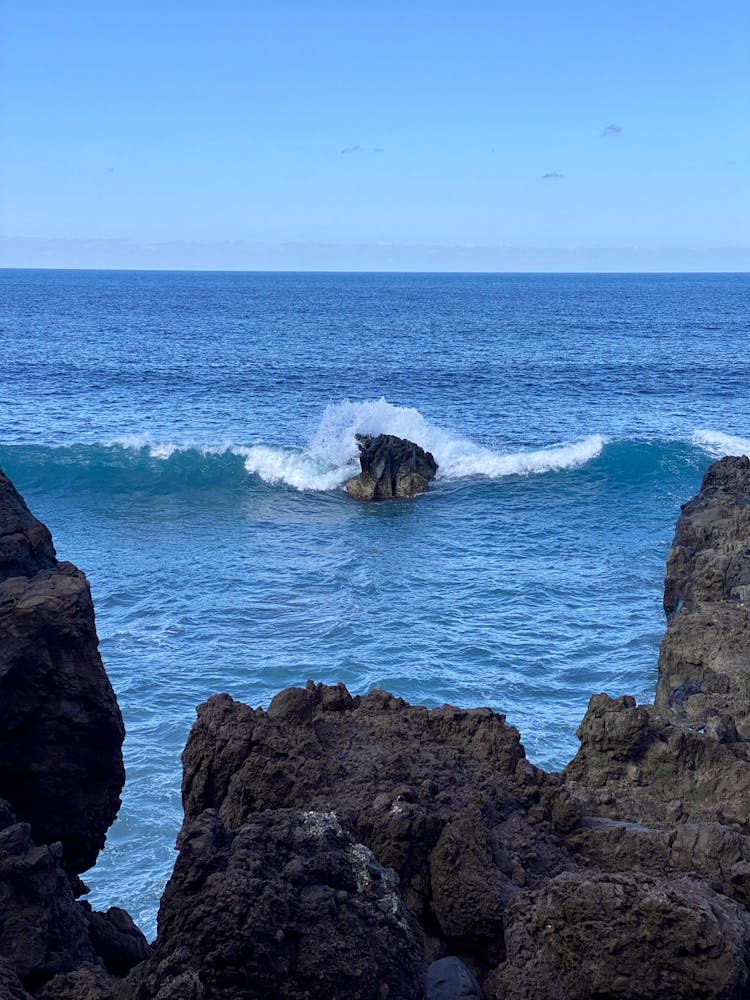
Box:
(5, 455, 750, 999)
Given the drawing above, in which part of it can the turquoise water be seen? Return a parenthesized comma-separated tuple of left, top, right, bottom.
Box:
(1, 269, 748, 937)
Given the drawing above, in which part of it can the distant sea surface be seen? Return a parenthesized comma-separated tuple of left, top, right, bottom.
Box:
(1, 269, 749, 938)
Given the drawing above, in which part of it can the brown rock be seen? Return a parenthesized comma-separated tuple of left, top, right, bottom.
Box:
(345, 433, 438, 500)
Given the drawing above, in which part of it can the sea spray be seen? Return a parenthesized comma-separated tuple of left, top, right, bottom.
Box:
(693, 429, 750, 459)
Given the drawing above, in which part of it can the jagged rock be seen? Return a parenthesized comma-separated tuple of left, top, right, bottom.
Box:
(85, 906, 150, 978)
(180, 685, 571, 966)
(35, 964, 114, 1000)
(486, 872, 750, 1000)
(0, 469, 125, 877)
(0, 959, 33, 1000)
(657, 455, 750, 735)
(0, 469, 56, 582)
(564, 693, 750, 829)
(0, 469, 144, 993)
(125, 808, 426, 1000)
(0, 803, 97, 988)
(345, 433, 438, 500)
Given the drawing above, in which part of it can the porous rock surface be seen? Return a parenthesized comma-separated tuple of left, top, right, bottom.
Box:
(0, 468, 147, 998)
(6, 456, 750, 998)
(126, 808, 426, 1000)
(345, 433, 438, 500)
(137, 455, 750, 999)
(0, 469, 125, 876)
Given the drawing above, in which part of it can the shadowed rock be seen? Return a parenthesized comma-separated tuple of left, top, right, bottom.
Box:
(657, 455, 750, 736)
(0, 468, 146, 996)
(179, 684, 572, 969)
(0, 469, 125, 877)
(125, 808, 426, 1000)
(345, 433, 438, 500)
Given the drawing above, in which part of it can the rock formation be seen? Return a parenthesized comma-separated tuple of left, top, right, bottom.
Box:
(5, 454, 750, 999)
(130, 455, 750, 999)
(0, 470, 125, 876)
(0, 469, 147, 997)
(345, 433, 438, 500)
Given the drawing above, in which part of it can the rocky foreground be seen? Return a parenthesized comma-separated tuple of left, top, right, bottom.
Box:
(1, 457, 750, 998)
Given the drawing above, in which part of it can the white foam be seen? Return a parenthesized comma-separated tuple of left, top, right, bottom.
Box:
(242, 399, 603, 490)
(240, 445, 354, 491)
(104, 400, 605, 491)
(692, 429, 750, 459)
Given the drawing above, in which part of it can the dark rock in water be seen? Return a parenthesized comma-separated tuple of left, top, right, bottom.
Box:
(0, 468, 125, 877)
(345, 433, 438, 500)
(427, 956, 483, 999)
(125, 807, 426, 1000)
(7, 451, 750, 998)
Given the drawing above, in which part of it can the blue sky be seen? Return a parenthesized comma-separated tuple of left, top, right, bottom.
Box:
(1, 0, 748, 269)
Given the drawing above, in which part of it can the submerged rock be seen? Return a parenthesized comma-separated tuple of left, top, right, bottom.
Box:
(345, 433, 438, 500)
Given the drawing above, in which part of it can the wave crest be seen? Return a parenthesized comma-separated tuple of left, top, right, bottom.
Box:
(692, 429, 750, 459)
(18, 401, 605, 492)
(245, 399, 604, 490)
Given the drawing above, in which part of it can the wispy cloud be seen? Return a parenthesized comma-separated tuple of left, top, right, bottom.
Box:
(541, 171, 564, 180)
(600, 124, 623, 138)
(340, 145, 385, 155)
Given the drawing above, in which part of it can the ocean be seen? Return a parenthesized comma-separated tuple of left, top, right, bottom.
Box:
(1, 268, 748, 938)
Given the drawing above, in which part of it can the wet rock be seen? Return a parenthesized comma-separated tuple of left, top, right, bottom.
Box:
(0, 469, 125, 877)
(126, 808, 426, 1000)
(345, 433, 438, 500)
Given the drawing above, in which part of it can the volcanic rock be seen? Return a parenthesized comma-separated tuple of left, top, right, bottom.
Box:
(0, 470, 125, 877)
(179, 686, 572, 968)
(0, 468, 146, 996)
(345, 433, 438, 500)
(486, 872, 750, 999)
(656, 455, 750, 735)
(125, 808, 426, 1000)
(0, 803, 96, 987)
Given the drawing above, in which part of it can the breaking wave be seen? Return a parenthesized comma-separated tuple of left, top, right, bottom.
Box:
(9, 403, 746, 495)
(692, 429, 750, 459)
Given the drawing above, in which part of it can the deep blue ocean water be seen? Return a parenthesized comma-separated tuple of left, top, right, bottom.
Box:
(1, 269, 749, 938)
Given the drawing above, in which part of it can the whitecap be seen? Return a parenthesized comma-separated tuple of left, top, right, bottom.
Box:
(692, 429, 750, 458)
